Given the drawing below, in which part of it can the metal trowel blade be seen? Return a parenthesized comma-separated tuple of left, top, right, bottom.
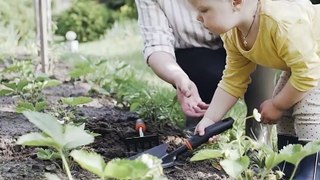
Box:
(129, 143, 169, 160)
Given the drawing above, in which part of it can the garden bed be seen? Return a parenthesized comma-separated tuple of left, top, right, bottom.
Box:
(0, 79, 227, 179)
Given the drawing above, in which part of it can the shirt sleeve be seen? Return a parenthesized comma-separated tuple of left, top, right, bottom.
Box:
(274, 18, 320, 92)
(135, 0, 176, 62)
(219, 33, 257, 99)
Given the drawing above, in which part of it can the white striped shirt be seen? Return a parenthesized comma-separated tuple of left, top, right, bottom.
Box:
(135, 0, 223, 61)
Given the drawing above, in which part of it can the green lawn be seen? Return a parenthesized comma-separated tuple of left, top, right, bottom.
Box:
(78, 20, 170, 88)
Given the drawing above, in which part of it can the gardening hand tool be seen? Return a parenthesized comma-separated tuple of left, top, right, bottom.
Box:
(123, 119, 159, 156)
(135, 119, 146, 137)
(130, 117, 234, 168)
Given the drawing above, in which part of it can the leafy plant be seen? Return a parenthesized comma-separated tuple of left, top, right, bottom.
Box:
(70, 150, 167, 180)
(17, 111, 95, 180)
(55, 0, 114, 42)
(0, 76, 61, 113)
(0, 0, 35, 44)
(51, 96, 93, 125)
(190, 109, 320, 180)
(0, 60, 61, 112)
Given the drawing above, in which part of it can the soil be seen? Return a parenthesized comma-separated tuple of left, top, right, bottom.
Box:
(0, 63, 228, 180)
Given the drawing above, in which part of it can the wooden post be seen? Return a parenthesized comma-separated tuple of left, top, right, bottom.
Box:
(34, 0, 40, 48)
(36, 0, 52, 74)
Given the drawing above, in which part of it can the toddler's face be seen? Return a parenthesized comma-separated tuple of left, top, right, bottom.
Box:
(189, 0, 237, 34)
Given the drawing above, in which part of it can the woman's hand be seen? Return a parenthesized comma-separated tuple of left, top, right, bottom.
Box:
(260, 99, 285, 124)
(176, 78, 209, 117)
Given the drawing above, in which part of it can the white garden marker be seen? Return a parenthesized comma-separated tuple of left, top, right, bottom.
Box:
(66, 31, 79, 53)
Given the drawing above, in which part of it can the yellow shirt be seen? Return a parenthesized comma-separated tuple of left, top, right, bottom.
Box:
(220, 0, 320, 98)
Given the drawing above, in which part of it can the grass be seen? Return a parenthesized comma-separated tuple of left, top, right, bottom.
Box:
(78, 19, 170, 88)
(79, 20, 147, 71)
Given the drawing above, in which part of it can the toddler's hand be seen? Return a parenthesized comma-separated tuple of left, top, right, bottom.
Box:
(260, 99, 284, 124)
(194, 117, 215, 136)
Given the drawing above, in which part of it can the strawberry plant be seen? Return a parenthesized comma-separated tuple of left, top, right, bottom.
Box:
(51, 96, 93, 125)
(70, 150, 167, 180)
(191, 109, 320, 180)
(17, 111, 95, 180)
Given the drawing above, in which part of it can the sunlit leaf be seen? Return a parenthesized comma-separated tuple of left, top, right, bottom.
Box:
(303, 140, 320, 154)
(16, 79, 29, 91)
(104, 159, 149, 179)
(16, 102, 35, 113)
(190, 149, 223, 161)
(61, 97, 93, 106)
(265, 152, 284, 169)
(279, 144, 304, 164)
(70, 150, 106, 178)
(43, 80, 62, 88)
(63, 124, 94, 149)
(220, 156, 250, 179)
(69, 62, 94, 78)
(22, 111, 64, 145)
(16, 132, 59, 149)
(35, 101, 47, 111)
(130, 102, 140, 112)
(0, 89, 13, 96)
(3, 82, 16, 90)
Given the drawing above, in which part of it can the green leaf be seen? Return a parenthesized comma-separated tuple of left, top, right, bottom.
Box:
(35, 101, 47, 112)
(37, 148, 60, 160)
(104, 159, 149, 179)
(279, 144, 304, 165)
(61, 97, 93, 106)
(130, 102, 140, 112)
(22, 111, 64, 146)
(265, 152, 284, 170)
(70, 150, 106, 178)
(3, 82, 17, 90)
(303, 140, 320, 154)
(190, 149, 223, 161)
(16, 80, 29, 91)
(220, 156, 250, 179)
(279, 141, 320, 167)
(63, 124, 94, 149)
(16, 102, 35, 113)
(16, 132, 60, 149)
(43, 80, 62, 88)
(35, 74, 49, 82)
(0, 89, 13, 96)
(69, 62, 94, 78)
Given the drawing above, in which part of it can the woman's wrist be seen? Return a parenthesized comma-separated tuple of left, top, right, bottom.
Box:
(173, 73, 190, 88)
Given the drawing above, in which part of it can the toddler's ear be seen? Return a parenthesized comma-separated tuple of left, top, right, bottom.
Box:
(232, 0, 245, 10)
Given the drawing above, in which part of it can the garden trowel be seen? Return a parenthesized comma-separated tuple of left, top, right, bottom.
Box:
(130, 117, 234, 168)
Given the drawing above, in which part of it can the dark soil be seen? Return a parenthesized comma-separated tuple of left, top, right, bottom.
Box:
(0, 64, 227, 180)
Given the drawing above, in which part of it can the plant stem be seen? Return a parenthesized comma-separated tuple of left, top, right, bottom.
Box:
(289, 165, 298, 180)
(59, 149, 74, 180)
(260, 168, 269, 180)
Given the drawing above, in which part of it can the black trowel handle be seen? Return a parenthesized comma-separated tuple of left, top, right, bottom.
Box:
(185, 117, 234, 150)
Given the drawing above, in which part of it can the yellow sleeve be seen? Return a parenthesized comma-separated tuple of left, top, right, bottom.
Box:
(219, 33, 256, 98)
(275, 19, 320, 92)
